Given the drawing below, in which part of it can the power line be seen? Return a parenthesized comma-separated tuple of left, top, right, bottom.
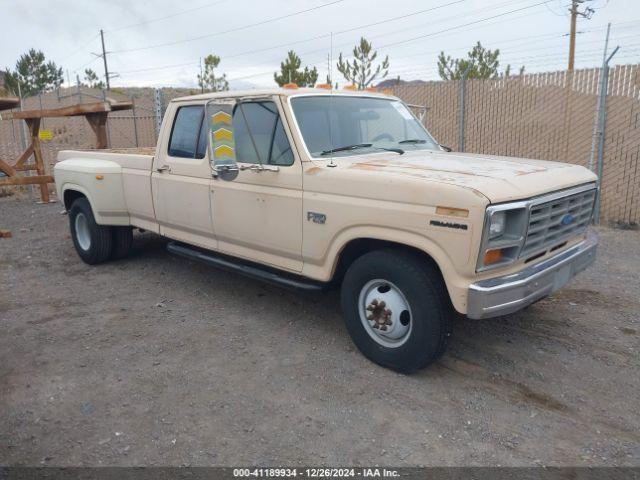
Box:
(217, 0, 546, 76)
(220, 0, 469, 61)
(544, 1, 568, 16)
(110, 0, 348, 54)
(108, 4, 639, 87)
(105, 0, 228, 33)
(218, 0, 470, 62)
(400, 32, 640, 63)
(59, 33, 101, 63)
(377, 0, 554, 50)
(292, 0, 554, 70)
(118, 61, 200, 74)
(389, 46, 639, 79)
(226, 4, 581, 84)
(74, 55, 101, 74)
(289, 0, 553, 79)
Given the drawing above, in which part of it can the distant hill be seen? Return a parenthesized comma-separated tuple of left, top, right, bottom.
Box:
(375, 78, 429, 89)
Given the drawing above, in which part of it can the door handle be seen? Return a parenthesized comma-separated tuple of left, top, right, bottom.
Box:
(156, 165, 171, 173)
(239, 164, 279, 173)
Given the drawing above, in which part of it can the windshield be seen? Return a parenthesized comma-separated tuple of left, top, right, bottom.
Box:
(289, 95, 439, 158)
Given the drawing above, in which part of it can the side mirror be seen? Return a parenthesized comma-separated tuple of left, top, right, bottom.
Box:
(439, 144, 452, 152)
(206, 101, 238, 181)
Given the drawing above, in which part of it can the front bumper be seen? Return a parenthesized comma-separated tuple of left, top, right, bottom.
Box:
(467, 232, 597, 319)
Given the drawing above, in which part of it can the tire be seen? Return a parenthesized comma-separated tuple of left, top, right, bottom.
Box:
(111, 226, 133, 260)
(68, 197, 113, 265)
(340, 249, 453, 373)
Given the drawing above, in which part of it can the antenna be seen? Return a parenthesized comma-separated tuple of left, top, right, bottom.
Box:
(328, 31, 336, 168)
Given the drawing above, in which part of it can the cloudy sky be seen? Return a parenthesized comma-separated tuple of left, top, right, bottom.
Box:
(2, 0, 638, 89)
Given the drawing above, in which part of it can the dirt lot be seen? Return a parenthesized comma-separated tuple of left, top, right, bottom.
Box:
(1, 195, 639, 467)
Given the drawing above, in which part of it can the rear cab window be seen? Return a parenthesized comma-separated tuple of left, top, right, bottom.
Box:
(168, 105, 208, 159)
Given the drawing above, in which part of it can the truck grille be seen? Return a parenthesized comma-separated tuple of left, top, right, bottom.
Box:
(520, 187, 596, 258)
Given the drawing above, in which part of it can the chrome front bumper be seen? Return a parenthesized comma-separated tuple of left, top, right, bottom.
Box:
(467, 232, 597, 319)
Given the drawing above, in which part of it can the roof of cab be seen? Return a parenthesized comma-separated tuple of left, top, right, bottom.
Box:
(172, 87, 397, 103)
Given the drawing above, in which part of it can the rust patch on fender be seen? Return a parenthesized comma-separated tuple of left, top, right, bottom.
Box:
(350, 161, 389, 171)
(305, 166, 322, 175)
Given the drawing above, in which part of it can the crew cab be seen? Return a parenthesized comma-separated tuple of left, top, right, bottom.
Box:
(54, 87, 598, 372)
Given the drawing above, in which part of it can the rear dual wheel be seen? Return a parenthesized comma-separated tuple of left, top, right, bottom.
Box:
(68, 198, 133, 264)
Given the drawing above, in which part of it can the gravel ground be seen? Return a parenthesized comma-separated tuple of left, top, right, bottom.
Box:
(1, 195, 639, 467)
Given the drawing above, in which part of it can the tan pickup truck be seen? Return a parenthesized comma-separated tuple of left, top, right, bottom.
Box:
(54, 87, 598, 372)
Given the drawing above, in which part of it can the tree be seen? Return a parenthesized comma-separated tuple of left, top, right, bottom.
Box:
(274, 51, 318, 87)
(197, 55, 229, 92)
(336, 37, 389, 90)
(504, 64, 526, 78)
(4, 49, 64, 97)
(84, 68, 104, 89)
(437, 42, 522, 80)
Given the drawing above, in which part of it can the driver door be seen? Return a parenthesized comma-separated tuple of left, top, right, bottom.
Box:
(210, 96, 303, 272)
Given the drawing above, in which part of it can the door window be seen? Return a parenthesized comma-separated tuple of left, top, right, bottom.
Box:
(168, 105, 206, 159)
(233, 101, 294, 166)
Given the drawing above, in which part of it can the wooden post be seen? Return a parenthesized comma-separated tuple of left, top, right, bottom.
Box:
(86, 112, 109, 149)
(25, 118, 50, 203)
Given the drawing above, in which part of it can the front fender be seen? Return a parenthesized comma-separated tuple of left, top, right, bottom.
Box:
(303, 225, 473, 314)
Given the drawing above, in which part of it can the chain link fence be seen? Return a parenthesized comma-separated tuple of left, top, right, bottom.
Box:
(1, 70, 638, 225)
(392, 64, 640, 226)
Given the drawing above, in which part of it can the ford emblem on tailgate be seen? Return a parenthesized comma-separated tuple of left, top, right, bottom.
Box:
(560, 214, 575, 226)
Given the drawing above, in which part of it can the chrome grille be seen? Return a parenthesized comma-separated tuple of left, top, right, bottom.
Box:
(520, 187, 596, 257)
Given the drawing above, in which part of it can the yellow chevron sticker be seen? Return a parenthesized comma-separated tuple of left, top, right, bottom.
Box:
(212, 111, 232, 125)
(213, 128, 233, 142)
(214, 144, 234, 158)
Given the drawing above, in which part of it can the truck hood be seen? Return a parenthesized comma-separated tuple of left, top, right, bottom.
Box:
(338, 150, 597, 202)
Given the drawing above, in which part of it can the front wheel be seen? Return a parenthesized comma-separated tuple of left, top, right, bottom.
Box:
(68, 197, 113, 265)
(340, 250, 452, 373)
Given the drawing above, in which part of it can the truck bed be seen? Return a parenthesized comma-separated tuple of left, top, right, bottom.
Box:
(55, 148, 156, 231)
(98, 147, 156, 156)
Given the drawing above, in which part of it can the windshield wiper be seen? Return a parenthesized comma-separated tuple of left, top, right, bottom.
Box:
(320, 143, 372, 155)
(398, 139, 427, 144)
(375, 147, 404, 154)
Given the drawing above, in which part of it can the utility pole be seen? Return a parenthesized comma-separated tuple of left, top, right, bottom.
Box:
(100, 29, 110, 90)
(326, 53, 331, 85)
(567, 0, 595, 71)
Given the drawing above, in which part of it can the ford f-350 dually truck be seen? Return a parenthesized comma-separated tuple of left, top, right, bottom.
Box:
(54, 87, 598, 372)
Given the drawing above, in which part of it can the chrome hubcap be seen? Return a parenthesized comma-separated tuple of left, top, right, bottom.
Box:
(358, 279, 412, 348)
(75, 213, 91, 251)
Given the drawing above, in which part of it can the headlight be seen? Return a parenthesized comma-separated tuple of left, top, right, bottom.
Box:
(488, 211, 506, 239)
(477, 205, 528, 271)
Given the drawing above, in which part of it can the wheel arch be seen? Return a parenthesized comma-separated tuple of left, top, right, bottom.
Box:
(332, 238, 446, 286)
(60, 182, 129, 226)
(62, 184, 93, 211)
(321, 226, 467, 314)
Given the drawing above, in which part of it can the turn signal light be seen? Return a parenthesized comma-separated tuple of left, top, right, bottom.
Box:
(315, 83, 331, 89)
(483, 249, 504, 265)
(343, 84, 357, 91)
(283, 83, 299, 89)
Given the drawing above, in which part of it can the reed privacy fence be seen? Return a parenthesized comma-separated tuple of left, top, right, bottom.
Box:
(391, 64, 640, 226)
